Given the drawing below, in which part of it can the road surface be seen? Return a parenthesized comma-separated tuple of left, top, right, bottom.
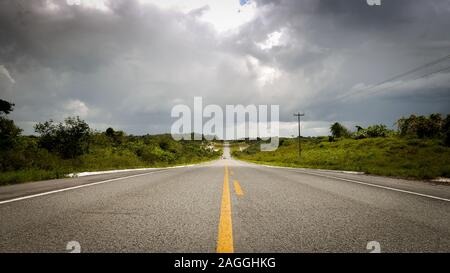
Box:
(0, 144, 449, 253)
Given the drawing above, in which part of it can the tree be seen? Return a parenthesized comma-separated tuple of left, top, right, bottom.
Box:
(443, 114, 450, 146)
(353, 124, 391, 139)
(330, 122, 350, 138)
(0, 99, 14, 115)
(0, 117, 22, 149)
(35, 117, 91, 159)
(366, 124, 389, 138)
(0, 99, 21, 150)
(105, 127, 115, 138)
(428, 113, 443, 138)
(105, 127, 125, 145)
(397, 114, 444, 138)
(0, 99, 23, 171)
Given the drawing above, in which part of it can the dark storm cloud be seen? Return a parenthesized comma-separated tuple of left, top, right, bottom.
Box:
(0, 0, 215, 72)
(244, 0, 450, 68)
(0, 0, 449, 136)
(0, 0, 232, 133)
(231, 0, 450, 122)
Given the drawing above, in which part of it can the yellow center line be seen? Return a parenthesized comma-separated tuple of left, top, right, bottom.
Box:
(216, 165, 234, 253)
(233, 180, 244, 196)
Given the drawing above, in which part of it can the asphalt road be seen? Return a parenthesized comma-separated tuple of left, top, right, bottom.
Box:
(0, 145, 449, 253)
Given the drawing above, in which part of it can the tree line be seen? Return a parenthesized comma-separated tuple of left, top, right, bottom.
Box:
(329, 113, 450, 145)
(0, 99, 219, 184)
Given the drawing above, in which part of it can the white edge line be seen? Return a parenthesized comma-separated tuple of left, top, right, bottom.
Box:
(233, 159, 365, 175)
(66, 164, 198, 178)
(261, 164, 364, 175)
(286, 168, 450, 202)
(252, 162, 450, 203)
(0, 170, 169, 205)
(239, 160, 450, 202)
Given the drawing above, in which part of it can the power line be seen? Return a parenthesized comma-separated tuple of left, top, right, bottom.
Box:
(367, 54, 450, 89)
(303, 53, 450, 114)
(336, 53, 450, 101)
(413, 65, 450, 80)
(353, 65, 450, 99)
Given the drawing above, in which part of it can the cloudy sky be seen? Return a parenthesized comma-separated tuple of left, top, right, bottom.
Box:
(0, 0, 449, 137)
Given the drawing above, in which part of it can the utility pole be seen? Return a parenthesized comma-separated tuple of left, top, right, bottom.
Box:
(293, 113, 305, 157)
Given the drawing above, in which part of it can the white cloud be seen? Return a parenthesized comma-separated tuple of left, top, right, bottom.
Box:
(141, 0, 257, 32)
(257, 30, 284, 50)
(246, 56, 281, 87)
(0, 65, 15, 84)
(63, 99, 89, 118)
(60, 0, 110, 11)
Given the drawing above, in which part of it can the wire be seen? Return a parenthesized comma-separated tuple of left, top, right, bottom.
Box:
(336, 53, 450, 101)
(356, 65, 450, 98)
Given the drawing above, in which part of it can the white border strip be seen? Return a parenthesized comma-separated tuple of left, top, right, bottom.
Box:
(66, 164, 198, 177)
(234, 159, 364, 175)
(287, 168, 450, 202)
(237, 159, 450, 202)
(0, 170, 169, 205)
(263, 165, 364, 175)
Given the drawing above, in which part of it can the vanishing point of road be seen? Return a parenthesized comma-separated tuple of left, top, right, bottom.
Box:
(1, 144, 449, 252)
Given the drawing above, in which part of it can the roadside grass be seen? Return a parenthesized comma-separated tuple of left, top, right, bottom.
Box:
(0, 155, 218, 186)
(232, 137, 450, 180)
(0, 169, 69, 186)
(0, 140, 221, 186)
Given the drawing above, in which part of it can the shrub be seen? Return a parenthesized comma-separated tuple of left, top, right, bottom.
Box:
(353, 124, 392, 139)
(330, 122, 351, 138)
(34, 117, 91, 159)
(443, 115, 450, 146)
(397, 113, 447, 139)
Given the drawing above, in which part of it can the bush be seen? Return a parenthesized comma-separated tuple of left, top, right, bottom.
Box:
(35, 117, 91, 159)
(330, 122, 351, 138)
(397, 113, 447, 139)
(0, 116, 22, 150)
(0, 99, 24, 171)
(354, 124, 391, 139)
(366, 124, 389, 138)
(443, 115, 450, 146)
(105, 127, 125, 145)
(0, 99, 14, 115)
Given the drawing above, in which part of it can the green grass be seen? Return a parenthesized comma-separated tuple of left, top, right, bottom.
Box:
(0, 154, 219, 186)
(232, 137, 450, 180)
(0, 169, 70, 185)
(0, 137, 221, 186)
